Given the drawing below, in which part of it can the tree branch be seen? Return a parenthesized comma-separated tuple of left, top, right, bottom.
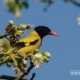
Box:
(70, 0, 80, 7)
(30, 73, 36, 80)
(26, 61, 34, 75)
(14, 61, 34, 80)
(0, 34, 8, 39)
(0, 74, 26, 80)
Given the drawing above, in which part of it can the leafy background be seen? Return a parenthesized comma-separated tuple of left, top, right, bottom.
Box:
(0, 0, 80, 80)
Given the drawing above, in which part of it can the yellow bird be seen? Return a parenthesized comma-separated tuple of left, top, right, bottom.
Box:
(7, 26, 59, 56)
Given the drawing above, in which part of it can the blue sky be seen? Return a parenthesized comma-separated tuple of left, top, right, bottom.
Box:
(0, 0, 80, 80)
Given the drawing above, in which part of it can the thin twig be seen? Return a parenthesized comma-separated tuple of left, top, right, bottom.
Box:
(30, 73, 36, 80)
(70, 0, 80, 7)
(26, 61, 34, 75)
(0, 74, 26, 80)
(15, 61, 34, 80)
(0, 34, 8, 39)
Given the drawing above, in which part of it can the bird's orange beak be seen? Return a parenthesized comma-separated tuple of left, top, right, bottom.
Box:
(49, 31, 59, 36)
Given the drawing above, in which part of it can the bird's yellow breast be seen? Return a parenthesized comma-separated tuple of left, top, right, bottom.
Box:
(18, 30, 41, 54)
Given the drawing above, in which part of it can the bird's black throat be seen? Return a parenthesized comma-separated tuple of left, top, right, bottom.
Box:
(34, 26, 51, 39)
(35, 30, 48, 39)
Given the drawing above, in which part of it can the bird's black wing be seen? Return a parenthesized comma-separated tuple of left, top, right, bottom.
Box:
(30, 39, 39, 45)
(12, 42, 26, 48)
(12, 39, 39, 49)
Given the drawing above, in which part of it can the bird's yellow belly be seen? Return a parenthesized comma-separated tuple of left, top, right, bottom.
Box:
(19, 42, 41, 55)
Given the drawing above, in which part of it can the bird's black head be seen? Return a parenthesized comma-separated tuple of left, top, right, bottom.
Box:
(34, 26, 59, 39)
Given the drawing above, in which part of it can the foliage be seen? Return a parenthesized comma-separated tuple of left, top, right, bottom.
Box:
(0, 20, 51, 80)
(4, 0, 29, 18)
(3, 0, 80, 18)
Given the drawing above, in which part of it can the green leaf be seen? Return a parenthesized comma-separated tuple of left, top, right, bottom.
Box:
(0, 38, 11, 51)
(11, 56, 18, 67)
(7, 62, 12, 67)
(0, 56, 10, 66)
